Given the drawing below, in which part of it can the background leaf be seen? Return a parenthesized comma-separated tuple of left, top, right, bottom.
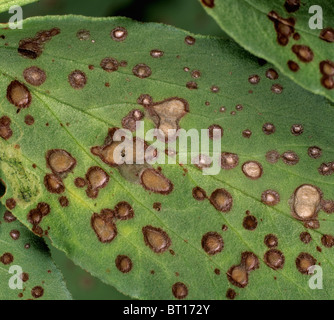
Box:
(0, 0, 38, 14)
(200, 0, 334, 102)
(1, 15, 334, 300)
(0, 204, 71, 300)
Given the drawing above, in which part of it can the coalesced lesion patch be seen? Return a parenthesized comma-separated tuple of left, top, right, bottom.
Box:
(0, 116, 13, 140)
(27, 202, 51, 236)
(227, 252, 259, 288)
(141, 96, 189, 142)
(91, 210, 117, 243)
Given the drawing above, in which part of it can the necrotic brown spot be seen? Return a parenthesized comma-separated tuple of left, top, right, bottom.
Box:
(132, 64, 152, 79)
(115, 255, 132, 273)
(186, 81, 198, 90)
(142, 226, 171, 253)
(192, 186, 207, 201)
(153, 202, 161, 211)
(74, 177, 86, 188)
(111, 27, 128, 41)
(296, 252, 316, 274)
(44, 173, 65, 194)
(100, 57, 118, 72)
(243, 215, 258, 231)
(46, 149, 76, 174)
(68, 70, 87, 89)
(242, 161, 263, 180)
(185, 36, 196, 45)
(299, 232, 312, 244)
(264, 234, 278, 248)
(221, 152, 239, 170)
(59, 196, 69, 207)
(320, 27, 334, 43)
(248, 74, 260, 85)
(6, 80, 32, 109)
(24, 115, 34, 126)
(23, 66, 46, 86)
(292, 45, 314, 63)
(150, 49, 164, 58)
(6, 198, 16, 210)
(242, 129, 252, 138)
(271, 84, 283, 94)
(262, 123, 276, 135)
(20, 272, 29, 282)
(91, 211, 117, 243)
(226, 288, 237, 300)
(321, 200, 334, 213)
(308, 146, 322, 159)
(266, 68, 279, 80)
(261, 190, 280, 206)
(282, 150, 299, 165)
(114, 202, 134, 220)
(284, 0, 300, 13)
(31, 286, 44, 299)
(264, 249, 285, 270)
(140, 168, 173, 195)
(10, 230, 20, 240)
(201, 232, 223, 255)
(208, 124, 223, 140)
(209, 189, 233, 212)
(288, 60, 300, 72)
(1, 252, 13, 265)
(291, 124, 303, 135)
(227, 265, 248, 288)
(0, 116, 12, 140)
(321, 234, 334, 248)
(172, 282, 188, 299)
(76, 29, 90, 40)
(191, 70, 201, 79)
(4, 211, 16, 223)
(318, 162, 333, 176)
(86, 166, 109, 199)
(201, 0, 215, 8)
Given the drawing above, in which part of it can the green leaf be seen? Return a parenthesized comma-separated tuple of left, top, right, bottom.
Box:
(199, 0, 334, 103)
(0, 0, 38, 14)
(0, 204, 71, 300)
(1, 15, 334, 300)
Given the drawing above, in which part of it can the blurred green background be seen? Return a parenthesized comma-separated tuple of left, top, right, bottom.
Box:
(0, 0, 224, 300)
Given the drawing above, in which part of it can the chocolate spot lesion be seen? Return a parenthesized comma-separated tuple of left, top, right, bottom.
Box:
(0, 116, 13, 140)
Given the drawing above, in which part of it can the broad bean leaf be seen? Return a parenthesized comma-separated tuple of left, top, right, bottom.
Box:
(0, 204, 71, 300)
(200, 0, 334, 103)
(1, 16, 334, 300)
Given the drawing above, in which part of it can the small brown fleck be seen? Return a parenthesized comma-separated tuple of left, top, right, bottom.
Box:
(300, 232, 312, 244)
(186, 81, 198, 90)
(266, 68, 279, 80)
(185, 36, 196, 45)
(262, 123, 276, 135)
(68, 70, 87, 89)
(24, 115, 35, 126)
(192, 187, 207, 201)
(321, 234, 334, 248)
(10, 230, 20, 240)
(284, 0, 300, 13)
(153, 202, 162, 211)
(58, 196, 69, 207)
(201, 0, 215, 8)
(208, 124, 223, 140)
(264, 234, 278, 248)
(31, 286, 44, 299)
(261, 190, 280, 206)
(308, 146, 322, 159)
(1, 252, 14, 265)
(150, 49, 164, 58)
(248, 74, 260, 85)
(282, 150, 299, 165)
(288, 60, 300, 72)
(226, 288, 237, 300)
(271, 84, 283, 94)
(291, 124, 303, 135)
(242, 129, 252, 138)
(242, 215, 258, 231)
(172, 282, 188, 299)
(74, 177, 86, 188)
(115, 255, 133, 273)
(6, 198, 16, 210)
